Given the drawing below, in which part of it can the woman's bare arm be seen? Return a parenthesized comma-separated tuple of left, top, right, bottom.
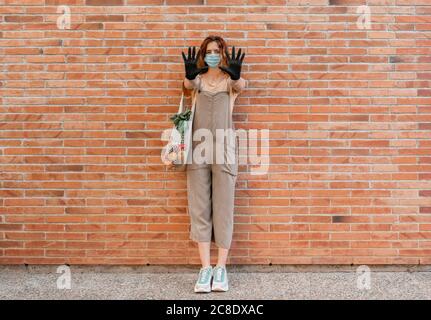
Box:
(184, 76, 201, 90)
(229, 77, 246, 93)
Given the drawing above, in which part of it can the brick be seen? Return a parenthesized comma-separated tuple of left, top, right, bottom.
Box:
(86, 0, 123, 5)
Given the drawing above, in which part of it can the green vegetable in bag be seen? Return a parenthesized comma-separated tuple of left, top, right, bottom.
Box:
(170, 109, 192, 137)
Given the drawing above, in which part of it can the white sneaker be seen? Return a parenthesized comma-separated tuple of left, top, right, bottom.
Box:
(211, 265, 229, 292)
(194, 265, 213, 293)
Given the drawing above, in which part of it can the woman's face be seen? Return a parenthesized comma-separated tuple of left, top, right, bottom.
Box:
(205, 41, 221, 55)
(204, 41, 222, 68)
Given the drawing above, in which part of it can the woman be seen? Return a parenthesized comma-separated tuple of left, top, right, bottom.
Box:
(181, 35, 246, 293)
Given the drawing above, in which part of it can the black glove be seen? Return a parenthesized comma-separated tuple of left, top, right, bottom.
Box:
(181, 46, 208, 80)
(219, 46, 245, 81)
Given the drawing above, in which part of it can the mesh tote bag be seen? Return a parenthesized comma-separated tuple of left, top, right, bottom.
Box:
(161, 88, 197, 172)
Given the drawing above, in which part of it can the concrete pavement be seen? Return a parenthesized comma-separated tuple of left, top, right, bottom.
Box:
(0, 265, 430, 300)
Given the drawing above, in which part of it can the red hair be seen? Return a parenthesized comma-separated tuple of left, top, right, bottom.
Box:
(182, 35, 229, 95)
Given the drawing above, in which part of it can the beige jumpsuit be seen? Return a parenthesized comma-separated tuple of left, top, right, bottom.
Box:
(185, 73, 245, 249)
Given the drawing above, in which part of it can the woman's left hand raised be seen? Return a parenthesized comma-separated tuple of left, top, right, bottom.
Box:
(219, 46, 245, 81)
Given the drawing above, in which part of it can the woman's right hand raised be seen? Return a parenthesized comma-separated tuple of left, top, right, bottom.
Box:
(182, 46, 208, 80)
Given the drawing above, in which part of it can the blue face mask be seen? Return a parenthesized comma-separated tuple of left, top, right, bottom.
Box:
(204, 53, 221, 68)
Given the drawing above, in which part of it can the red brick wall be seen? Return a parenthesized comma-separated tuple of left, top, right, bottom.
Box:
(1, 0, 431, 265)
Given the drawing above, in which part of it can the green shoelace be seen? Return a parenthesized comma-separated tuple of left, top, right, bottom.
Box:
(198, 267, 212, 284)
(213, 267, 225, 283)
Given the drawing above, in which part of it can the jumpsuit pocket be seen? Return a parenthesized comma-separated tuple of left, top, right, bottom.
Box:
(221, 143, 238, 177)
(221, 161, 238, 177)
